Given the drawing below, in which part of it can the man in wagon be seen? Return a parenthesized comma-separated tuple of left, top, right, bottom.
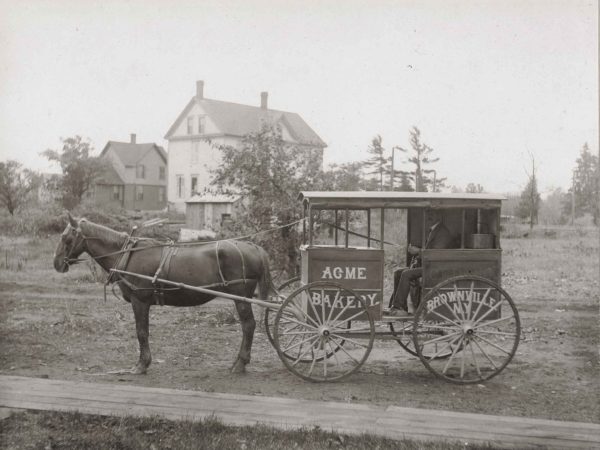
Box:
(388, 209, 454, 317)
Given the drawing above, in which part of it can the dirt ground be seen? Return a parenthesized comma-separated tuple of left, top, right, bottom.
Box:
(0, 230, 598, 424)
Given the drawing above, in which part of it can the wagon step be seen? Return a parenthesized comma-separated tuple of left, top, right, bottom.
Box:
(381, 310, 415, 321)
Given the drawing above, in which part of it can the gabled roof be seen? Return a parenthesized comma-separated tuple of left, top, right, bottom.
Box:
(100, 141, 167, 166)
(164, 97, 327, 147)
(96, 164, 124, 185)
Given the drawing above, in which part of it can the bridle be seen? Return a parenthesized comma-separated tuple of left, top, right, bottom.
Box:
(62, 224, 90, 267)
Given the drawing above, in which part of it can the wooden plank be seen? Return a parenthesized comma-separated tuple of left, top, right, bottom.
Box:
(1, 376, 599, 449)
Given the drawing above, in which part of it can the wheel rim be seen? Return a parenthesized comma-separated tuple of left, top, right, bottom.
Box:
(264, 277, 301, 350)
(413, 276, 521, 384)
(273, 281, 375, 382)
(389, 321, 454, 359)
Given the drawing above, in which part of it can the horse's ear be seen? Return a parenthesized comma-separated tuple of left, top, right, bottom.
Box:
(67, 212, 78, 228)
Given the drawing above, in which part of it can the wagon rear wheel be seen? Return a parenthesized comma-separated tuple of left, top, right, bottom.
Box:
(389, 321, 454, 359)
(413, 275, 520, 384)
(273, 281, 374, 382)
(264, 276, 300, 349)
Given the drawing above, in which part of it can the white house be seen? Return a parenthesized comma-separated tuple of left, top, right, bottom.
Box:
(164, 80, 327, 212)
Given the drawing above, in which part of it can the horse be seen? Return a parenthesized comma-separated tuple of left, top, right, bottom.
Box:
(53, 213, 271, 375)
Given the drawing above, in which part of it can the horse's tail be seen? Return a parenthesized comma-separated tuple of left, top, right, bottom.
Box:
(257, 246, 272, 301)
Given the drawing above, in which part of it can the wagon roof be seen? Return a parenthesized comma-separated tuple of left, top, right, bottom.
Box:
(298, 191, 505, 209)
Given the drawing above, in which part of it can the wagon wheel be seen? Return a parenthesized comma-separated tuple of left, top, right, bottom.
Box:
(264, 276, 301, 349)
(389, 321, 453, 359)
(388, 283, 454, 359)
(413, 275, 521, 384)
(273, 281, 375, 382)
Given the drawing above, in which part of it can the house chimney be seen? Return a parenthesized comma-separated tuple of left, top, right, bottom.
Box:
(260, 91, 268, 109)
(196, 80, 204, 99)
(130, 133, 136, 144)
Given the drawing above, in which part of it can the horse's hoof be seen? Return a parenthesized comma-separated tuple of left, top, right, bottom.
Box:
(230, 360, 246, 374)
(130, 365, 147, 375)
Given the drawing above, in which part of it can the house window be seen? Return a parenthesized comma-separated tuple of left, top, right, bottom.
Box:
(136, 185, 144, 201)
(221, 213, 232, 226)
(112, 186, 121, 200)
(159, 166, 165, 180)
(191, 141, 200, 164)
(191, 175, 198, 195)
(176, 175, 184, 198)
(158, 187, 165, 203)
(136, 165, 145, 179)
(198, 116, 206, 134)
(187, 117, 194, 134)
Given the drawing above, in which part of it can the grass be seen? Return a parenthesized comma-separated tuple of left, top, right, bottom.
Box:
(0, 225, 598, 427)
(0, 410, 508, 450)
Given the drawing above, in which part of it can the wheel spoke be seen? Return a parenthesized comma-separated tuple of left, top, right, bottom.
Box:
(441, 336, 465, 375)
(331, 308, 368, 327)
(428, 309, 461, 327)
(472, 296, 506, 326)
(330, 332, 369, 349)
(283, 333, 319, 354)
(326, 340, 342, 367)
(475, 329, 517, 337)
(329, 335, 361, 366)
(474, 334, 512, 355)
(278, 314, 318, 331)
(291, 337, 321, 366)
(472, 315, 514, 330)
(306, 290, 323, 325)
(469, 340, 483, 379)
(424, 333, 462, 360)
(420, 330, 461, 347)
(325, 288, 342, 324)
(472, 336, 498, 370)
(330, 296, 354, 324)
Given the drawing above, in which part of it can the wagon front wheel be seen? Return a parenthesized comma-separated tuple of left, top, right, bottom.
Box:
(273, 281, 375, 382)
(413, 276, 520, 384)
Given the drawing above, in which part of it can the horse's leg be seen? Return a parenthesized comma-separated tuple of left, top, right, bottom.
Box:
(231, 299, 255, 374)
(130, 295, 152, 374)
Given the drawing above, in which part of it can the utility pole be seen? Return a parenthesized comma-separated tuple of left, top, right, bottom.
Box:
(390, 147, 395, 191)
(571, 169, 576, 226)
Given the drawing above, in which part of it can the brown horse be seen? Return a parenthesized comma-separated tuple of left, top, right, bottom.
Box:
(53, 213, 271, 374)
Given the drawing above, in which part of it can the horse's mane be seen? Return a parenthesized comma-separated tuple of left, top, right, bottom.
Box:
(79, 219, 129, 247)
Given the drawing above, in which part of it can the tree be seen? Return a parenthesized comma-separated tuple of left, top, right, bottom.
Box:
(563, 143, 599, 225)
(0, 160, 40, 215)
(323, 162, 365, 191)
(516, 156, 541, 229)
(396, 126, 446, 192)
(363, 135, 388, 191)
(42, 136, 107, 209)
(465, 183, 485, 193)
(211, 124, 323, 276)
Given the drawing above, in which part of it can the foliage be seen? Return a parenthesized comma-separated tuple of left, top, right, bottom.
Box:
(211, 124, 323, 276)
(465, 183, 485, 193)
(396, 126, 446, 192)
(562, 143, 599, 225)
(322, 162, 365, 191)
(42, 136, 107, 209)
(363, 135, 388, 191)
(515, 157, 541, 229)
(539, 187, 568, 225)
(0, 160, 40, 215)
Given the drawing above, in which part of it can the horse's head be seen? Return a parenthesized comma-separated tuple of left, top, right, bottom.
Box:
(53, 212, 87, 273)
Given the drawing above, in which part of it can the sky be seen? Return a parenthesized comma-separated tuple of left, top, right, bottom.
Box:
(0, 0, 597, 194)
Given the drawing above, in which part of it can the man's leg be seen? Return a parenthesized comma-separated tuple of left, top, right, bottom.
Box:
(392, 268, 422, 311)
(388, 268, 406, 307)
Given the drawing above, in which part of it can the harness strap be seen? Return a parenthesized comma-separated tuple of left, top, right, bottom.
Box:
(231, 241, 247, 287)
(215, 241, 228, 286)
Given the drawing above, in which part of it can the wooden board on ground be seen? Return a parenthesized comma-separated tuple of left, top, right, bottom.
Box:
(0, 375, 598, 449)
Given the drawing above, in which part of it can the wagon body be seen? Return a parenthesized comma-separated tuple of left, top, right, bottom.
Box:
(297, 191, 506, 318)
